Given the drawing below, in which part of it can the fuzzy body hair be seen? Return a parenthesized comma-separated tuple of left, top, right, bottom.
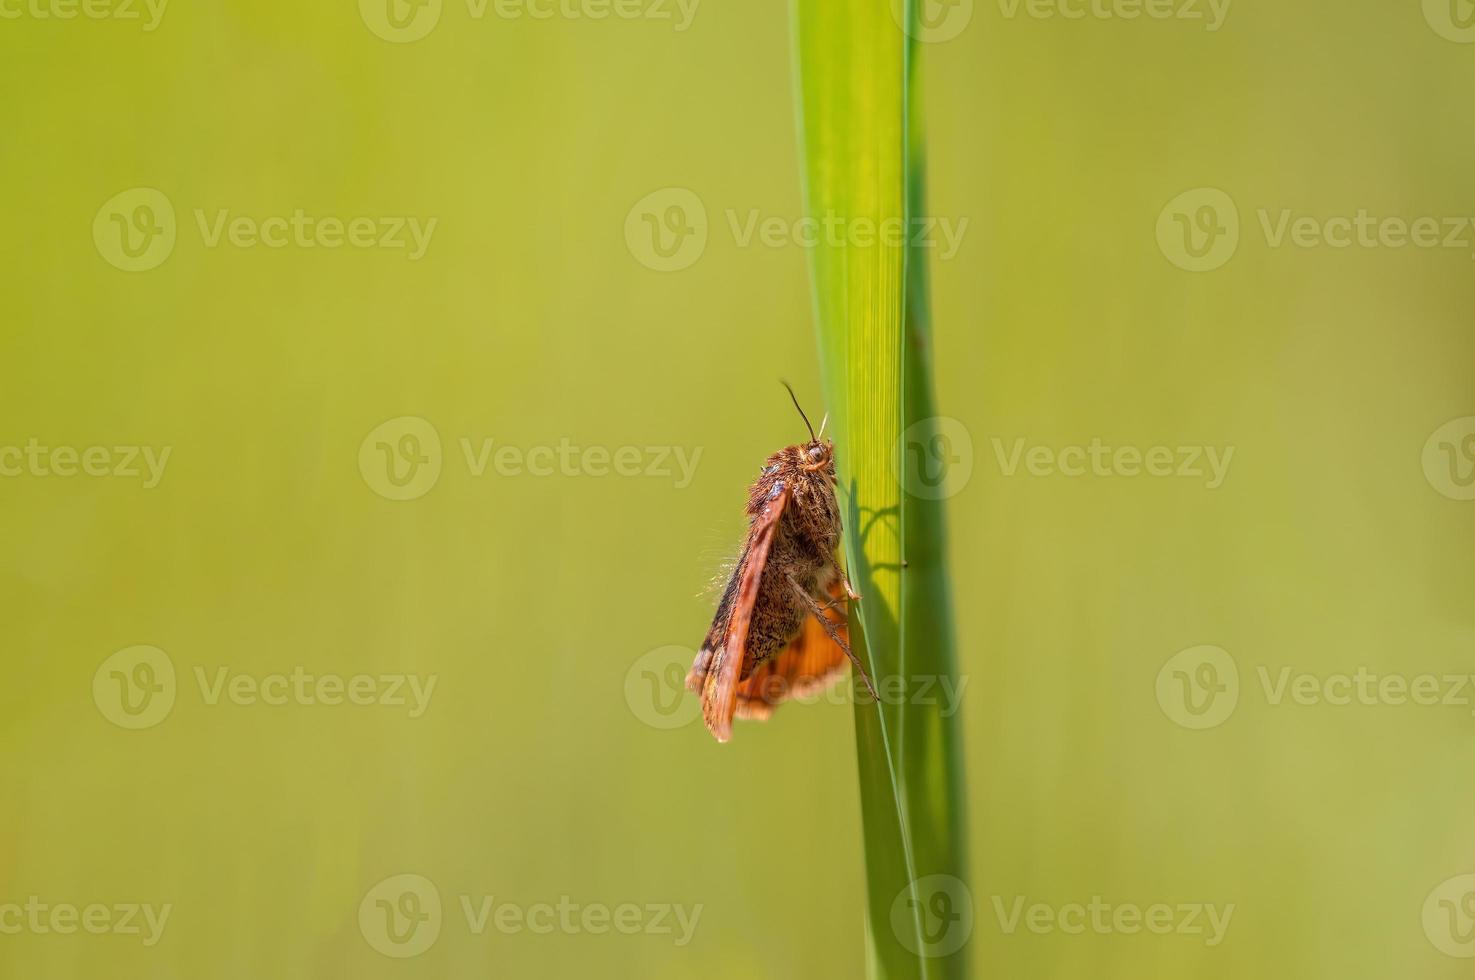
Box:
(701, 440, 841, 678)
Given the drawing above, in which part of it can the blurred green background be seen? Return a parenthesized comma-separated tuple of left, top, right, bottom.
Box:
(2, 1, 1474, 977)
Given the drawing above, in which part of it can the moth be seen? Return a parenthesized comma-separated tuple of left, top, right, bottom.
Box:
(686, 384, 878, 742)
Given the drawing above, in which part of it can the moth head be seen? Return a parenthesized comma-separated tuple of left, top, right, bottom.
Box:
(802, 438, 835, 477)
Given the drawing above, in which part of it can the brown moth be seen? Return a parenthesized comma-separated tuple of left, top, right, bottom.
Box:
(686, 384, 879, 742)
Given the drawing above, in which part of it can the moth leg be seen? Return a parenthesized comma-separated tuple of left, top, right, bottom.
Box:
(813, 592, 848, 613)
(840, 573, 861, 603)
(787, 574, 880, 702)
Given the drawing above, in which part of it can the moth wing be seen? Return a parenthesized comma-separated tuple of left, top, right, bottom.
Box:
(735, 578, 849, 720)
(684, 550, 744, 700)
(685, 484, 790, 742)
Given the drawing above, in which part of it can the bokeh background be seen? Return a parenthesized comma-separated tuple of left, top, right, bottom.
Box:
(2, 1, 1474, 977)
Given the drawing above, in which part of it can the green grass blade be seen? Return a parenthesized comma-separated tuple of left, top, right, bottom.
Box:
(792, 2, 970, 978)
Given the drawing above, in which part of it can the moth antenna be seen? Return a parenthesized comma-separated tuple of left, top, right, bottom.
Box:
(780, 380, 818, 443)
(817, 412, 830, 440)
